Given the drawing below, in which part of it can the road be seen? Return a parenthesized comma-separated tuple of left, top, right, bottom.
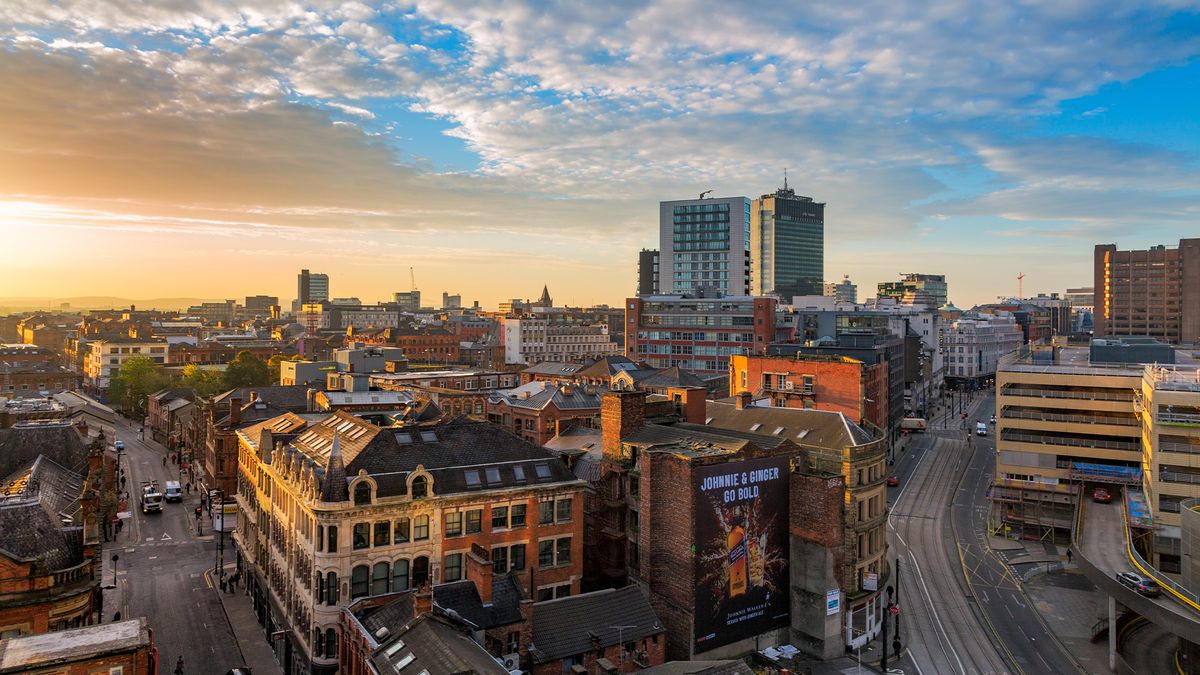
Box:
(103, 415, 246, 675)
(886, 392, 1082, 675)
(950, 394, 1083, 675)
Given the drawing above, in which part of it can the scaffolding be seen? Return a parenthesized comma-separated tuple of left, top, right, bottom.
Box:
(988, 477, 1080, 543)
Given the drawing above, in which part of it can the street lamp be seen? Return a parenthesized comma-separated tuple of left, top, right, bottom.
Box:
(213, 489, 226, 578)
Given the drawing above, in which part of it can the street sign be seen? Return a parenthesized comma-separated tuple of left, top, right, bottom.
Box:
(864, 572, 878, 591)
(890, 604, 901, 616)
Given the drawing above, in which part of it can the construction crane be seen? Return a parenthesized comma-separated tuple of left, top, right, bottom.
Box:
(410, 267, 417, 291)
(1017, 272, 1025, 299)
(698, 190, 713, 200)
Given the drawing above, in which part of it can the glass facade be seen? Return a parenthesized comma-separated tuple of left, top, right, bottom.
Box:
(660, 197, 751, 295)
(752, 189, 824, 298)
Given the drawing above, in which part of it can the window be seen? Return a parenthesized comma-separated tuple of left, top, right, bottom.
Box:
(392, 559, 409, 591)
(325, 628, 337, 659)
(556, 497, 572, 522)
(538, 540, 554, 567)
(354, 482, 371, 506)
(465, 509, 482, 534)
(510, 503, 527, 528)
(374, 521, 390, 547)
(372, 562, 390, 595)
(539, 500, 554, 525)
(485, 467, 501, 483)
(353, 523, 369, 550)
(411, 475, 428, 498)
(413, 514, 429, 540)
(394, 518, 410, 543)
(325, 572, 338, 604)
(327, 525, 338, 552)
(444, 553, 463, 582)
(445, 512, 462, 537)
(351, 565, 369, 598)
(492, 506, 509, 529)
(412, 556, 429, 587)
(492, 546, 508, 574)
(556, 537, 572, 565)
(317, 525, 324, 552)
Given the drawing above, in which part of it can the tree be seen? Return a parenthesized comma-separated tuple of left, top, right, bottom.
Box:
(107, 356, 172, 418)
(182, 364, 228, 397)
(224, 351, 272, 388)
(266, 354, 286, 385)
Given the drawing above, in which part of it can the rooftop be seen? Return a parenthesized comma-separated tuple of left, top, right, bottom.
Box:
(0, 619, 149, 671)
(530, 586, 663, 663)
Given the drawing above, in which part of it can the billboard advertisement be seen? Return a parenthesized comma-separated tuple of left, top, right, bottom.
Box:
(693, 455, 790, 653)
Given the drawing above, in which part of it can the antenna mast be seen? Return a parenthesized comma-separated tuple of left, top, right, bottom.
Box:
(1017, 272, 1025, 299)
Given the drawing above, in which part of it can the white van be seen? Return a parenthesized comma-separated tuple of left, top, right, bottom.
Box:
(976, 422, 988, 436)
(164, 481, 183, 503)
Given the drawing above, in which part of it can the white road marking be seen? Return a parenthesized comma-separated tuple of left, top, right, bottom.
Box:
(161, 532, 172, 541)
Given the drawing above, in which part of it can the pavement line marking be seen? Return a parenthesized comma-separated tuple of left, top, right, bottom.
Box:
(161, 533, 172, 541)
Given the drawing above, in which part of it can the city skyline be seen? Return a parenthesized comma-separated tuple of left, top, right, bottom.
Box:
(2, 2, 1200, 307)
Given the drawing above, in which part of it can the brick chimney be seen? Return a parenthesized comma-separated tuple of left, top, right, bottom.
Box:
(414, 580, 433, 616)
(466, 543, 494, 604)
(735, 390, 752, 410)
(601, 390, 645, 462)
(667, 386, 707, 424)
(228, 397, 243, 425)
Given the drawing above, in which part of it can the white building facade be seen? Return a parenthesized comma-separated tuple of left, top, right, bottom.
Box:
(502, 318, 619, 365)
(84, 339, 168, 390)
(942, 314, 1023, 383)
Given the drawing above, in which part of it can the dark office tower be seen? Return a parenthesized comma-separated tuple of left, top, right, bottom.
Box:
(637, 249, 659, 296)
(751, 183, 825, 299)
(1094, 239, 1200, 344)
(294, 268, 329, 313)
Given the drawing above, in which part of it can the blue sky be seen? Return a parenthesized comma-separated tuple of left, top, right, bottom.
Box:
(1, 1, 1199, 307)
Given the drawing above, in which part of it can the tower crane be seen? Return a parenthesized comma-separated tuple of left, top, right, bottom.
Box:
(698, 190, 713, 200)
(1017, 272, 1025, 299)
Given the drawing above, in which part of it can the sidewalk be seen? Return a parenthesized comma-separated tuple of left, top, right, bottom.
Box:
(208, 564, 285, 675)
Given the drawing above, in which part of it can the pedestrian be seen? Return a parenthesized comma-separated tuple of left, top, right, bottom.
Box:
(175, 655, 184, 675)
(195, 505, 202, 520)
(1067, 549, 1073, 564)
(220, 576, 227, 593)
(185, 481, 191, 494)
(162, 456, 167, 467)
(113, 611, 121, 622)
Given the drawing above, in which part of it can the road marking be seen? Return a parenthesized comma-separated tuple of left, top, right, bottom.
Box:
(160, 532, 172, 541)
(148, 556, 157, 560)
(145, 537, 153, 542)
(908, 548, 967, 675)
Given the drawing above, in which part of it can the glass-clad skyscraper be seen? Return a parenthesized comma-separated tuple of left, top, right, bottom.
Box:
(751, 185, 825, 299)
(658, 196, 752, 296)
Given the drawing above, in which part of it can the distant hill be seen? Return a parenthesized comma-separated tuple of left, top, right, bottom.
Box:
(0, 297, 222, 312)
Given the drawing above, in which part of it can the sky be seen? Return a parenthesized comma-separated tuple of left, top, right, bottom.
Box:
(1, 1, 1199, 309)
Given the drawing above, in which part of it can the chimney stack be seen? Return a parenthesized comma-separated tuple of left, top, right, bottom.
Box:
(601, 390, 645, 462)
(735, 391, 752, 410)
(466, 543, 494, 604)
(229, 397, 243, 425)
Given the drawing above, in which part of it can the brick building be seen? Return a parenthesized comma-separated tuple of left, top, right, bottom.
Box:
(0, 425, 107, 638)
(393, 329, 461, 365)
(0, 618, 156, 674)
(589, 390, 887, 659)
(486, 382, 602, 445)
(0, 345, 59, 366)
(729, 354, 887, 434)
(200, 385, 311, 497)
(233, 412, 585, 674)
(529, 585, 666, 674)
(624, 295, 776, 377)
(1095, 239, 1200, 344)
(0, 363, 77, 398)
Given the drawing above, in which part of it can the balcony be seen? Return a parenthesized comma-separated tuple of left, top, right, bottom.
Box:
(1002, 409, 1139, 427)
(1002, 387, 1134, 403)
(1000, 430, 1139, 453)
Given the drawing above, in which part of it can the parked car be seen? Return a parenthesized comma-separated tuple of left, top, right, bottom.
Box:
(1116, 571, 1162, 597)
(114, 440, 125, 451)
(975, 422, 988, 436)
(887, 475, 900, 487)
(1092, 488, 1113, 504)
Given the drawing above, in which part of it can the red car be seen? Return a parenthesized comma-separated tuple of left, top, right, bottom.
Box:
(887, 476, 900, 487)
(1093, 488, 1113, 503)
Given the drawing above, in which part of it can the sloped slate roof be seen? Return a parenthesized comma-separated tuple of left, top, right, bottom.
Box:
(370, 614, 508, 675)
(0, 423, 89, 482)
(353, 591, 416, 641)
(521, 362, 585, 376)
(504, 385, 601, 412)
(702, 400, 876, 450)
(0, 499, 84, 570)
(433, 574, 524, 629)
(530, 586, 662, 663)
(213, 385, 311, 412)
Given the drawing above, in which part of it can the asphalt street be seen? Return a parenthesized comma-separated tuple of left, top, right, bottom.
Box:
(103, 415, 246, 675)
(884, 392, 1082, 675)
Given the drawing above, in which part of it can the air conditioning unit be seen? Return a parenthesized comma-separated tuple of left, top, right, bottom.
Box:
(783, 382, 794, 391)
(500, 654, 521, 671)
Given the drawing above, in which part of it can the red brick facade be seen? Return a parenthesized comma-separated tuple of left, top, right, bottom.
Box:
(730, 354, 887, 433)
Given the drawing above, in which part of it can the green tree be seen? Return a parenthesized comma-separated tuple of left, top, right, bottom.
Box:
(266, 354, 286, 385)
(224, 351, 272, 388)
(108, 356, 172, 418)
(182, 364, 228, 397)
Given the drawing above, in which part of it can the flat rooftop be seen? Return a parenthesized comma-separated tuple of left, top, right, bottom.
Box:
(0, 619, 148, 670)
(1001, 346, 1200, 377)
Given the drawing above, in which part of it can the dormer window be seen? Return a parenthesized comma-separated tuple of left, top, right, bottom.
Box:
(411, 475, 428, 499)
(353, 482, 371, 506)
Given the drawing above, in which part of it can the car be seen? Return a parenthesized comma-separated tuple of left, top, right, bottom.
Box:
(114, 440, 125, 451)
(975, 422, 988, 436)
(887, 476, 900, 487)
(1093, 488, 1112, 503)
(164, 481, 183, 503)
(990, 415, 996, 425)
(1116, 571, 1162, 597)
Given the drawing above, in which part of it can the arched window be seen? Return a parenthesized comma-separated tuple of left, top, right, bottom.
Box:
(316, 571, 325, 603)
(325, 571, 338, 605)
(372, 562, 390, 595)
(412, 556, 429, 588)
(327, 525, 338, 553)
(411, 475, 428, 499)
(351, 565, 369, 598)
(325, 627, 338, 659)
(354, 482, 371, 506)
(314, 628, 325, 657)
(392, 559, 410, 591)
